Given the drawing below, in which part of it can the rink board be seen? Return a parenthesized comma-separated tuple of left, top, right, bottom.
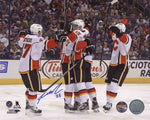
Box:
(0, 60, 150, 84)
(0, 78, 150, 85)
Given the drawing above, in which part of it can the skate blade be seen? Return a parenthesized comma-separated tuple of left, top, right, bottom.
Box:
(93, 108, 100, 112)
(103, 109, 110, 113)
(65, 109, 75, 113)
(25, 109, 42, 116)
(79, 109, 89, 113)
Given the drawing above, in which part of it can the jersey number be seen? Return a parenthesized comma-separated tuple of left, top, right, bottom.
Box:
(22, 44, 31, 58)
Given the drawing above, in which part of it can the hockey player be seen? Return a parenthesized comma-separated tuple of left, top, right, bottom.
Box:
(74, 38, 100, 112)
(59, 26, 77, 112)
(18, 24, 59, 115)
(59, 19, 90, 112)
(71, 19, 95, 111)
(83, 38, 99, 112)
(103, 23, 132, 112)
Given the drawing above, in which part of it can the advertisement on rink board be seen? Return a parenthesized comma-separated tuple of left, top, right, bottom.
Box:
(41, 60, 150, 78)
(42, 60, 108, 78)
(0, 60, 150, 83)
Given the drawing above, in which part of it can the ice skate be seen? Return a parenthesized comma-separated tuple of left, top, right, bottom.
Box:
(103, 102, 112, 113)
(64, 103, 75, 113)
(25, 100, 30, 110)
(79, 100, 89, 112)
(73, 101, 80, 111)
(25, 106, 42, 115)
(92, 98, 99, 112)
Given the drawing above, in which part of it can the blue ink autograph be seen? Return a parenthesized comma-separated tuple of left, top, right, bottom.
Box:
(37, 83, 63, 104)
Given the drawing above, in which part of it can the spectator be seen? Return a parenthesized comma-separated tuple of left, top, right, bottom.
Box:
(86, 4, 93, 14)
(96, 41, 102, 59)
(142, 23, 149, 33)
(114, 15, 121, 24)
(130, 27, 141, 38)
(96, 20, 104, 30)
(126, 20, 133, 33)
(0, 37, 9, 48)
(81, 1, 88, 12)
(0, 0, 149, 60)
(110, 5, 119, 17)
(103, 41, 111, 59)
(46, 25, 55, 39)
(67, 8, 73, 21)
(136, 13, 147, 25)
(132, 37, 140, 52)
(10, 44, 21, 59)
(121, 14, 128, 25)
(129, 47, 139, 59)
(110, 17, 117, 26)
(0, 42, 9, 59)
(139, 45, 149, 59)
(0, 29, 7, 39)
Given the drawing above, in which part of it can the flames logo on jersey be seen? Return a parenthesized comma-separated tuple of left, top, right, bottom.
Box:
(42, 60, 108, 78)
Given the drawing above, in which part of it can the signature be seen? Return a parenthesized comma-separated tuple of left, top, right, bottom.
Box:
(37, 83, 63, 104)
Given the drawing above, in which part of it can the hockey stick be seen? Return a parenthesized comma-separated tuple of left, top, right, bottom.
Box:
(39, 56, 85, 92)
(99, 0, 118, 67)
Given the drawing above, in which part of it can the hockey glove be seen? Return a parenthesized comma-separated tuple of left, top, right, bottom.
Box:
(19, 29, 28, 37)
(55, 34, 67, 43)
(85, 38, 92, 46)
(86, 45, 95, 55)
(109, 26, 120, 34)
(109, 26, 124, 37)
(85, 20, 91, 29)
(64, 23, 73, 34)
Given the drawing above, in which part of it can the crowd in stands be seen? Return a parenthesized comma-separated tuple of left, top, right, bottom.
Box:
(0, 0, 149, 60)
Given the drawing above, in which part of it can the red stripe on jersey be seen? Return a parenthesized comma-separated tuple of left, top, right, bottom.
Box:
(109, 30, 114, 38)
(119, 34, 128, 44)
(74, 92, 79, 97)
(46, 39, 59, 50)
(75, 41, 87, 51)
(78, 89, 88, 96)
(74, 52, 82, 61)
(25, 91, 29, 97)
(31, 59, 40, 70)
(62, 55, 71, 64)
(88, 88, 96, 94)
(120, 55, 127, 65)
(28, 94, 37, 100)
(64, 92, 73, 98)
(107, 91, 117, 98)
(68, 32, 77, 42)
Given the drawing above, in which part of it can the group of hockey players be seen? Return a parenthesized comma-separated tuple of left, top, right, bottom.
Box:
(18, 18, 132, 115)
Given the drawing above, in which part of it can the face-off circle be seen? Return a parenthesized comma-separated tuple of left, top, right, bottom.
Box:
(6, 101, 13, 108)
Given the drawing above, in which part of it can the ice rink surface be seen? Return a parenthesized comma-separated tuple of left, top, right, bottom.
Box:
(0, 83, 150, 120)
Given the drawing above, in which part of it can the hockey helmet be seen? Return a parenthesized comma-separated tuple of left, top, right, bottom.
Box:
(71, 19, 85, 30)
(115, 23, 126, 33)
(30, 24, 43, 35)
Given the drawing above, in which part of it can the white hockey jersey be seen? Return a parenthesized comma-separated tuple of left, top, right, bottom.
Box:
(18, 34, 45, 73)
(61, 28, 89, 63)
(110, 32, 132, 66)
